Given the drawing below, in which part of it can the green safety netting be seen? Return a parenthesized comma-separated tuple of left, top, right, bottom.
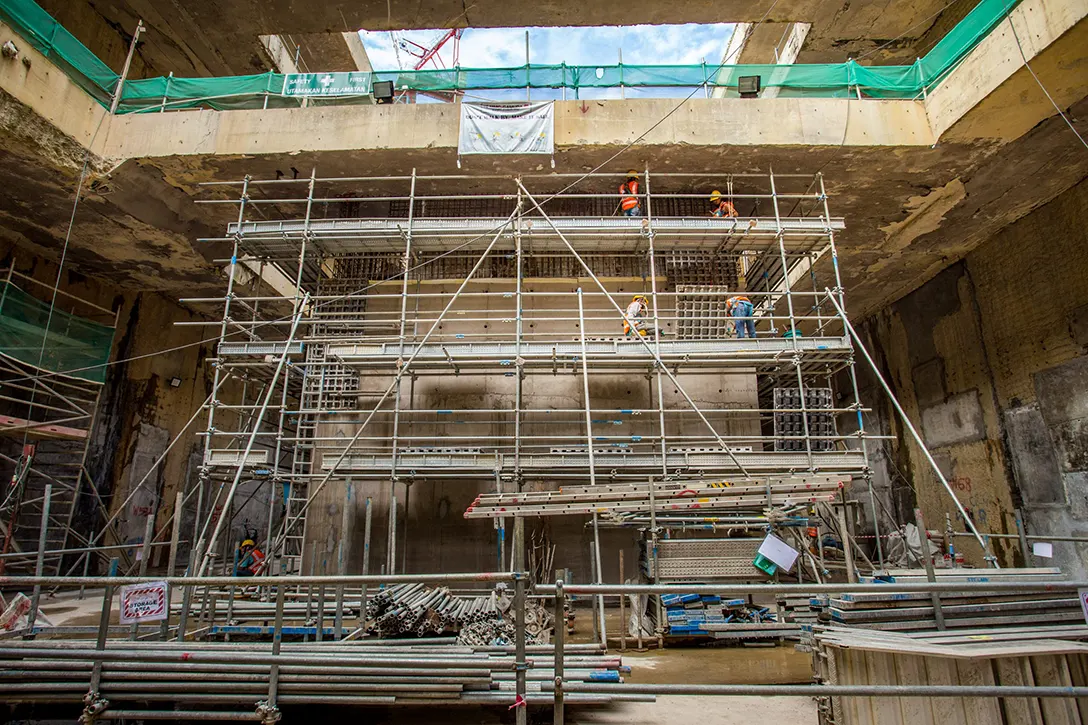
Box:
(0, 0, 1019, 112)
(0, 0, 117, 104)
(0, 283, 114, 384)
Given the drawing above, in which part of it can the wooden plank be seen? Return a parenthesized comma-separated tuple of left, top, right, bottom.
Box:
(839, 648, 870, 725)
(0, 414, 88, 440)
(864, 651, 904, 725)
(1030, 655, 1080, 725)
(954, 658, 1002, 725)
(1067, 653, 1088, 723)
(924, 656, 969, 725)
(893, 653, 936, 725)
(993, 656, 1043, 725)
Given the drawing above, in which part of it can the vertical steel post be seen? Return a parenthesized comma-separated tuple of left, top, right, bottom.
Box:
(130, 487, 158, 639)
(553, 573, 565, 725)
(266, 582, 286, 714)
(360, 496, 372, 629)
(835, 501, 857, 583)
(161, 490, 183, 640)
(914, 508, 946, 630)
(1014, 509, 1032, 565)
(389, 169, 417, 576)
(335, 480, 352, 639)
(576, 288, 607, 646)
(817, 173, 885, 569)
(513, 516, 527, 725)
(88, 557, 118, 701)
(524, 31, 531, 102)
(109, 20, 145, 114)
(618, 548, 626, 651)
(644, 167, 667, 646)
(25, 484, 51, 634)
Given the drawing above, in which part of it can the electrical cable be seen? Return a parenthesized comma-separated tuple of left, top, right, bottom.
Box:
(1004, 1, 1088, 150)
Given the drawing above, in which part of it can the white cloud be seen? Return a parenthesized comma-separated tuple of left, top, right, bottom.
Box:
(360, 23, 734, 70)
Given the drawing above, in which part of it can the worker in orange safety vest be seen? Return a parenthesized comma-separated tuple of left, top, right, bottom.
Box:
(619, 170, 642, 217)
(709, 190, 739, 218)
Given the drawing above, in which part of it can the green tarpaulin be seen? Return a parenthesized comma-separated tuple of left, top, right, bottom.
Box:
(0, 0, 1021, 112)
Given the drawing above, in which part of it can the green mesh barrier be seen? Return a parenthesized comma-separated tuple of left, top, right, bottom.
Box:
(0, 0, 1020, 113)
(0, 0, 117, 104)
(0, 283, 114, 383)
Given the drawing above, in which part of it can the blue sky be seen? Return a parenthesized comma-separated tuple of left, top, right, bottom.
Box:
(360, 24, 735, 71)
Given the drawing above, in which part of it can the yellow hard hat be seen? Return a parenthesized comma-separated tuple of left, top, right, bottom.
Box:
(710, 190, 722, 202)
(632, 295, 648, 303)
(626, 169, 640, 178)
(241, 539, 255, 548)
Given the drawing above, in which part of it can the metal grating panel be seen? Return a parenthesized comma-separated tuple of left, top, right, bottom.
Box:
(205, 449, 269, 467)
(646, 538, 763, 580)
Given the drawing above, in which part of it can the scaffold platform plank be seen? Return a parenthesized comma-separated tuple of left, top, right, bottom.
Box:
(318, 450, 867, 477)
(221, 216, 845, 255)
(322, 336, 852, 371)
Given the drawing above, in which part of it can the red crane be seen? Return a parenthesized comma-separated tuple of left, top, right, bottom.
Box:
(396, 28, 464, 71)
(391, 29, 465, 103)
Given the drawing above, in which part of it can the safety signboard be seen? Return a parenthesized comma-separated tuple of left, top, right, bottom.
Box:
(119, 581, 169, 623)
(1080, 588, 1088, 625)
(282, 72, 372, 97)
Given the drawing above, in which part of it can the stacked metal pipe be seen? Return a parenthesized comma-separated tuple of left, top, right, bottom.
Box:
(365, 583, 553, 644)
(0, 641, 638, 710)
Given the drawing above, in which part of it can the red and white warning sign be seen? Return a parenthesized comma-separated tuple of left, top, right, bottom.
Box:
(119, 581, 169, 624)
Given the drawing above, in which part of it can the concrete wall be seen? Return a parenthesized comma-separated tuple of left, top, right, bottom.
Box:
(857, 178, 1088, 576)
(302, 277, 760, 583)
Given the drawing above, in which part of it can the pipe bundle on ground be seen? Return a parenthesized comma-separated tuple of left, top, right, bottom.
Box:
(0, 640, 638, 710)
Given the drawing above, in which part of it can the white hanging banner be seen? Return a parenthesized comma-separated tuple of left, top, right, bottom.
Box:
(458, 102, 554, 155)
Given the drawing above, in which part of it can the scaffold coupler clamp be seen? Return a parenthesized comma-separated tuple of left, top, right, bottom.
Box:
(256, 699, 282, 723)
(79, 691, 108, 723)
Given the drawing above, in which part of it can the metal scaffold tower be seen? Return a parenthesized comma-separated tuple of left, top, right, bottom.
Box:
(186, 168, 903, 582)
(0, 266, 116, 575)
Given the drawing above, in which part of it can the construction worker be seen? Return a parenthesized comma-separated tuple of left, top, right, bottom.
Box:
(624, 295, 649, 337)
(235, 538, 265, 577)
(619, 170, 642, 217)
(727, 294, 756, 339)
(709, 190, 739, 218)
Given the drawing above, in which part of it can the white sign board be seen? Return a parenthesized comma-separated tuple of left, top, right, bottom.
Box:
(458, 102, 554, 155)
(119, 581, 169, 624)
(1080, 589, 1088, 625)
(1032, 541, 1053, 558)
(758, 533, 800, 573)
(283, 72, 372, 97)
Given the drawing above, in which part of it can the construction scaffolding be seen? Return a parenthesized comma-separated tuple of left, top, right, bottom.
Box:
(0, 266, 116, 577)
(178, 168, 895, 591)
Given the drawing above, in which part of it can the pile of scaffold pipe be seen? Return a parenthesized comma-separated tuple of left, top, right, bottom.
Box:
(0, 641, 638, 709)
(365, 582, 553, 642)
(464, 476, 844, 518)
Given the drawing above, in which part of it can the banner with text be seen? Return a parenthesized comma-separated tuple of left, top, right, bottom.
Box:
(283, 72, 372, 97)
(458, 102, 554, 155)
